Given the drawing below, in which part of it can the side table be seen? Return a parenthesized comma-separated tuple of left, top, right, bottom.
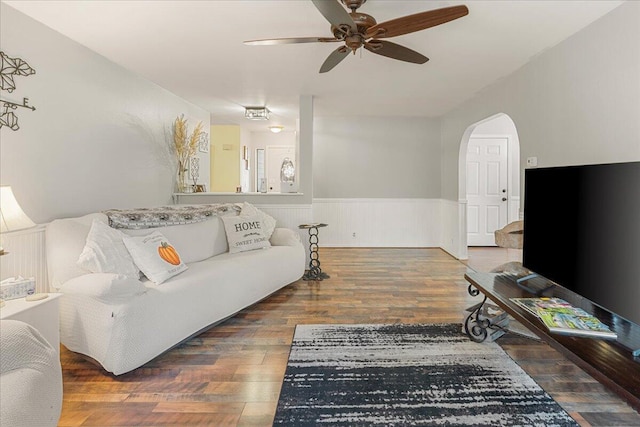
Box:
(298, 223, 330, 281)
(0, 293, 62, 356)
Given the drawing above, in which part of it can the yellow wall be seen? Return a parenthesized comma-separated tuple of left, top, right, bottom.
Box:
(210, 125, 240, 192)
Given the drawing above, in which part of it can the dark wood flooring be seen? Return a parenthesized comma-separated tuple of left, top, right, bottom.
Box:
(58, 247, 640, 426)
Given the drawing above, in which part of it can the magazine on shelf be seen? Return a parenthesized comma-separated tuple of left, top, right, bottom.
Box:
(510, 297, 617, 339)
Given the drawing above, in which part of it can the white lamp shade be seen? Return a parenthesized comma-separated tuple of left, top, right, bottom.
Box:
(0, 186, 36, 233)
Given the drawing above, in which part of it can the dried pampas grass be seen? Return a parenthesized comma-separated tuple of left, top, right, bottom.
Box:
(173, 114, 204, 163)
(173, 115, 204, 191)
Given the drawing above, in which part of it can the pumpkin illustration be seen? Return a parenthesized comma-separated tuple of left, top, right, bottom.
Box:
(158, 242, 181, 265)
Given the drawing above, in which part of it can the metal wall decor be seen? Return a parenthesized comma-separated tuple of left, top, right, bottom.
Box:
(0, 51, 36, 131)
(198, 132, 209, 153)
(190, 156, 200, 188)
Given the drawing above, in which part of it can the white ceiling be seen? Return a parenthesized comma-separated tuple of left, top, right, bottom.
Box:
(5, 0, 624, 132)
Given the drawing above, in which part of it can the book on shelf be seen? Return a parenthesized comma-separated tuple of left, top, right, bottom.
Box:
(510, 297, 617, 339)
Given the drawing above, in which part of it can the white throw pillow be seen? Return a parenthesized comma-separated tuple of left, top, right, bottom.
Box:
(122, 218, 227, 263)
(61, 273, 147, 303)
(122, 231, 187, 284)
(240, 202, 277, 239)
(77, 219, 140, 279)
(221, 214, 271, 254)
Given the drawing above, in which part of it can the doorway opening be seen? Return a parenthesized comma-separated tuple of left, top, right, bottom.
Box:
(458, 114, 521, 256)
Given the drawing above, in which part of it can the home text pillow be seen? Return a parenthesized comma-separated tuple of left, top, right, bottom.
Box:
(61, 273, 147, 303)
(221, 214, 271, 254)
(77, 219, 140, 279)
(240, 202, 277, 239)
(122, 231, 187, 284)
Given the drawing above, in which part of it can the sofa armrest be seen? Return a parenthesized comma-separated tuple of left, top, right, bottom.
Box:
(270, 228, 302, 247)
(0, 320, 62, 427)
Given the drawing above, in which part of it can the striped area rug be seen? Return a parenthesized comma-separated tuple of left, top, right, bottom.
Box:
(274, 323, 578, 426)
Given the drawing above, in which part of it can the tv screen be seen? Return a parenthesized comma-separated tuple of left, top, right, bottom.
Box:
(523, 161, 640, 326)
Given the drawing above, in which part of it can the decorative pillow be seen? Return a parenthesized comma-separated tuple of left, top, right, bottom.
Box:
(122, 218, 227, 263)
(122, 232, 187, 284)
(60, 273, 147, 303)
(221, 214, 271, 254)
(240, 202, 277, 239)
(77, 219, 140, 279)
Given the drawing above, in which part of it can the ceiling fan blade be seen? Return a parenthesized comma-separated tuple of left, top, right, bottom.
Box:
(366, 5, 469, 39)
(244, 37, 340, 45)
(311, 0, 357, 33)
(364, 40, 428, 64)
(319, 46, 350, 73)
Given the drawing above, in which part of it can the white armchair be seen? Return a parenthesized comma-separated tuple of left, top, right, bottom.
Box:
(0, 319, 63, 427)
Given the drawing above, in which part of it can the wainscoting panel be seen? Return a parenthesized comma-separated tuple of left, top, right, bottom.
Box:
(253, 204, 313, 259)
(312, 199, 442, 248)
(0, 226, 49, 293)
(253, 204, 313, 232)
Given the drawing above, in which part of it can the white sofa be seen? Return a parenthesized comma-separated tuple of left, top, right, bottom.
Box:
(45, 206, 305, 375)
(0, 319, 63, 427)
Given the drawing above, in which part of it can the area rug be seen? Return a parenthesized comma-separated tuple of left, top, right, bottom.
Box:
(274, 323, 578, 426)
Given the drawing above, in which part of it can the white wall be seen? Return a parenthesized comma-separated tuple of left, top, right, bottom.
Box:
(313, 116, 441, 198)
(0, 4, 210, 224)
(438, 1, 639, 258)
(441, 1, 640, 203)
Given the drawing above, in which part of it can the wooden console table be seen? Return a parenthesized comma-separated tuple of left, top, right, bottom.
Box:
(465, 272, 640, 412)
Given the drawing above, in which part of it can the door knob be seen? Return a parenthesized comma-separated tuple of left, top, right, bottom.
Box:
(502, 197, 507, 202)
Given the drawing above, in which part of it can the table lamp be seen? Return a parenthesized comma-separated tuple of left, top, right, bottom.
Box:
(1, 186, 40, 304)
(0, 186, 36, 255)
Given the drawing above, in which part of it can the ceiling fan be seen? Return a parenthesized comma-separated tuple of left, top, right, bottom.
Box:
(244, 0, 469, 73)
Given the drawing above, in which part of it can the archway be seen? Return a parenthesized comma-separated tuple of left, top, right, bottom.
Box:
(457, 113, 521, 259)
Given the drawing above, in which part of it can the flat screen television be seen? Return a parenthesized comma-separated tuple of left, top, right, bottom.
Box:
(523, 161, 640, 327)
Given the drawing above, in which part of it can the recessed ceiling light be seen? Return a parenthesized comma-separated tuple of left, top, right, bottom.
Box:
(269, 125, 284, 133)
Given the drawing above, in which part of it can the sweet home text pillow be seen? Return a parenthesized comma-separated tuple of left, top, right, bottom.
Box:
(240, 202, 277, 239)
(122, 231, 187, 284)
(221, 215, 271, 254)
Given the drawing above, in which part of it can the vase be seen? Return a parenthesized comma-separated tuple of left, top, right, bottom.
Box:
(177, 160, 189, 193)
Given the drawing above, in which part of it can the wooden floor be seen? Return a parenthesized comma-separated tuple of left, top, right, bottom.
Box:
(58, 247, 640, 426)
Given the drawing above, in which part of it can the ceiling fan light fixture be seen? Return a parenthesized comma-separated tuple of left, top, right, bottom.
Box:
(245, 107, 270, 120)
(269, 125, 284, 133)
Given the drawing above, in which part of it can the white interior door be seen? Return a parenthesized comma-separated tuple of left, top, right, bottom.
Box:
(266, 146, 295, 193)
(467, 137, 508, 246)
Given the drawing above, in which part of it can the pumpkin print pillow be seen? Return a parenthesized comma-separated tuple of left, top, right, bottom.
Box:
(122, 231, 187, 284)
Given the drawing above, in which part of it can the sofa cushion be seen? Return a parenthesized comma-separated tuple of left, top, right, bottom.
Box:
(221, 214, 271, 254)
(77, 220, 140, 279)
(61, 273, 147, 303)
(123, 232, 187, 284)
(122, 217, 228, 263)
(240, 202, 276, 239)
